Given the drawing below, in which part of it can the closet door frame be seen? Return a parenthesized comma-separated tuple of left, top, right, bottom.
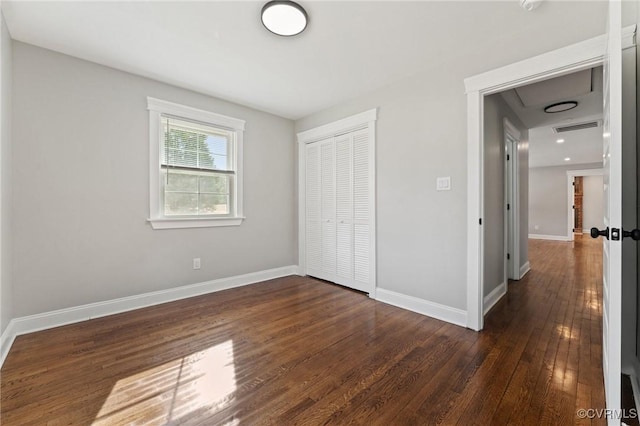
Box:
(297, 108, 377, 297)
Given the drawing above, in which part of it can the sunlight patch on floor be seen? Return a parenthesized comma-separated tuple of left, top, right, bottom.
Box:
(93, 340, 237, 425)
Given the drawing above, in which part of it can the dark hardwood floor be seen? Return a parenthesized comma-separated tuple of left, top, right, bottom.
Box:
(1, 237, 605, 425)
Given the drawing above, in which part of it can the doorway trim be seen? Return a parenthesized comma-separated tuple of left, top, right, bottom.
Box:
(504, 118, 520, 282)
(464, 26, 635, 331)
(566, 168, 604, 242)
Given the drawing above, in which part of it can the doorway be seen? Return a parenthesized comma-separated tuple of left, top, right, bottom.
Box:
(482, 66, 604, 319)
(465, 37, 608, 331)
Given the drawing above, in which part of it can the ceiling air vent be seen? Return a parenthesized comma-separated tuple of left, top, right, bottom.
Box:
(553, 120, 601, 133)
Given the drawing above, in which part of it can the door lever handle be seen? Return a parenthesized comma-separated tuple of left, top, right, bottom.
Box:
(623, 228, 640, 241)
(590, 227, 609, 239)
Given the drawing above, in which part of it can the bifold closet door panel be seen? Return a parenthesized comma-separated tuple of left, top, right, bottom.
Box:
(335, 134, 354, 284)
(320, 139, 336, 279)
(353, 129, 371, 286)
(305, 143, 322, 278)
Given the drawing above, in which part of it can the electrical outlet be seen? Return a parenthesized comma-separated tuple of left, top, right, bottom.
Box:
(193, 258, 201, 270)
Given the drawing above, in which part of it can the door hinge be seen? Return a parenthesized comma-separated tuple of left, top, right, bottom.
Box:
(507, 203, 510, 210)
(572, 182, 575, 186)
(507, 253, 510, 260)
(572, 205, 575, 209)
(479, 218, 482, 225)
(507, 154, 510, 161)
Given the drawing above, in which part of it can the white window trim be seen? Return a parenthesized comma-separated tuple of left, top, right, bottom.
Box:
(147, 97, 245, 229)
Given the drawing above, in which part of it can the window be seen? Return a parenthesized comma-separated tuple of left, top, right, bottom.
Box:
(147, 98, 245, 229)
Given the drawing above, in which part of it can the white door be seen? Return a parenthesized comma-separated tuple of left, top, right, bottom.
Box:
(602, 0, 623, 416)
(352, 128, 372, 292)
(335, 133, 354, 287)
(305, 142, 322, 279)
(320, 138, 337, 282)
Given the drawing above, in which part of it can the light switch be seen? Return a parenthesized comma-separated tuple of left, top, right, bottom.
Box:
(436, 177, 451, 191)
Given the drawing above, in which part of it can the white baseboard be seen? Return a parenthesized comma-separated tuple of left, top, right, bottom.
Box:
(528, 234, 570, 241)
(375, 288, 467, 328)
(0, 265, 298, 368)
(483, 282, 506, 314)
(519, 261, 531, 279)
(0, 320, 17, 370)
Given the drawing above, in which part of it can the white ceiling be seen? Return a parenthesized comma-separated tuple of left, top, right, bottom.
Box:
(515, 68, 592, 108)
(528, 112, 604, 168)
(500, 65, 604, 168)
(501, 66, 603, 129)
(2, 1, 608, 120)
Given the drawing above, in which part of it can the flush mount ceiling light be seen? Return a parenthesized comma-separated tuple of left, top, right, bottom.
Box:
(544, 101, 578, 113)
(564, 157, 571, 161)
(261, 1, 308, 37)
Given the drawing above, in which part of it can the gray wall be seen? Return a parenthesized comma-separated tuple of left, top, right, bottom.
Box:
(12, 42, 296, 317)
(0, 14, 12, 334)
(582, 175, 604, 232)
(483, 94, 528, 297)
(528, 163, 602, 237)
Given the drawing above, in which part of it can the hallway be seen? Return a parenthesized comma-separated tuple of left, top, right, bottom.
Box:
(480, 236, 605, 424)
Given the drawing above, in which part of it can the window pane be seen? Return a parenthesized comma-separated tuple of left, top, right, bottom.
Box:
(206, 135, 228, 155)
(167, 148, 198, 168)
(162, 117, 231, 171)
(199, 174, 230, 194)
(200, 194, 229, 215)
(159, 113, 237, 218)
(164, 170, 198, 192)
(165, 193, 199, 216)
(198, 151, 214, 169)
(212, 154, 228, 170)
(166, 128, 199, 151)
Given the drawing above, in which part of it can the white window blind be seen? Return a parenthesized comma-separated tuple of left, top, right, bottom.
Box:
(161, 116, 235, 217)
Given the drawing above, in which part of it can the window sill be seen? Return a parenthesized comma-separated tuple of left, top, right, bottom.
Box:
(147, 216, 245, 230)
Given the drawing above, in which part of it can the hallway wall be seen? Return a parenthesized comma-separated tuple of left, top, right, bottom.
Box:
(528, 163, 602, 239)
(483, 94, 528, 297)
(582, 175, 604, 232)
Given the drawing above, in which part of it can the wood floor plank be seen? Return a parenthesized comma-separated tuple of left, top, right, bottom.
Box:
(1, 237, 607, 424)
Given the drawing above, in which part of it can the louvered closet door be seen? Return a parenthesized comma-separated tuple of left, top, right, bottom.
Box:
(305, 143, 322, 278)
(320, 139, 337, 281)
(335, 134, 354, 287)
(352, 128, 371, 290)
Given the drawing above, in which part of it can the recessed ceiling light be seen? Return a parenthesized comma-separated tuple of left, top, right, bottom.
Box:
(556, 139, 565, 144)
(564, 157, 571, 161)
(261, 1, 308, 37)
(544, 101, 578, 113)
